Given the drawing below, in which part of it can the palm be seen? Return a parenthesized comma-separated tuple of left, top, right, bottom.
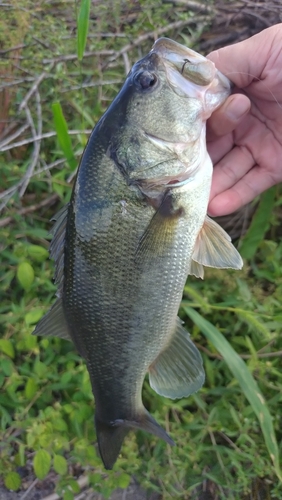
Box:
(206, 24, 282, 216)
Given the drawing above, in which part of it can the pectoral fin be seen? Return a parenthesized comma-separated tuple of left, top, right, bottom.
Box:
(189, 259, 204, 279)
(32, 298, 72, 341)
(192, 215, 243, 270)
(148, 318, 204, 399)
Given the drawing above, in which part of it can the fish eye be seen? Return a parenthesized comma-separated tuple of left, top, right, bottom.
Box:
(134, 70, 158, 90)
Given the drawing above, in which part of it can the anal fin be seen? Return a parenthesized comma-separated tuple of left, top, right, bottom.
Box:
(149, 318, 204, 399)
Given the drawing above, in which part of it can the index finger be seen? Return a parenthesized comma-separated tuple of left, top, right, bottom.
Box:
(206, 29, 272, 88)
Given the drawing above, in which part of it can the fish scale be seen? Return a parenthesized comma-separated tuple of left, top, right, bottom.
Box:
(33, 37, 243, 469)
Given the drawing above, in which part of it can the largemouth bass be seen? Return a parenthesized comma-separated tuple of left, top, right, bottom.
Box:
(34, 38, 243, 469)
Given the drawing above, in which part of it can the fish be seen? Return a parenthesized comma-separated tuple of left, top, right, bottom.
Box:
(33, 37, 243, 470)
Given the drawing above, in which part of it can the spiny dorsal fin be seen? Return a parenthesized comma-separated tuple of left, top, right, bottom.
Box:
(192, 215, 243, 270)
(148, 318, 205, 399)
(32, 204, 71, 341)
(49, 203, 69, 295)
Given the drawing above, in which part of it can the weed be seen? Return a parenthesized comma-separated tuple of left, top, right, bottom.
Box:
(0, 1, 281, 499)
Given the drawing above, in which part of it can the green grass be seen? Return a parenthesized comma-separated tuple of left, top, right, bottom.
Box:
(0, 1, 282, 499)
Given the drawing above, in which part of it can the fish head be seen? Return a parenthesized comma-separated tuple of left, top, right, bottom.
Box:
(104, 37, 230, 196)
(151, 37, 231, 117)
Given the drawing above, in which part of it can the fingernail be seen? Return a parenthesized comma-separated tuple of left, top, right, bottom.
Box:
(226, 95, 250, 121)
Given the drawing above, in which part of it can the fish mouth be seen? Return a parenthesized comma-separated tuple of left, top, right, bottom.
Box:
(151, 37, 230, 99)
(151, 37, 215, 85)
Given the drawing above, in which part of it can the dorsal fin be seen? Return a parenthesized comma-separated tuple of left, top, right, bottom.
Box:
(49, 203, 69, 296)
(32, 203, 72, 341)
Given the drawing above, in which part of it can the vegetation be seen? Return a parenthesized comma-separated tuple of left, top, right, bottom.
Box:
(0, 1, 281, 498)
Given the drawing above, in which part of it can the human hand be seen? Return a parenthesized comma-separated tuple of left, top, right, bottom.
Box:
(206, 24, 282, 216)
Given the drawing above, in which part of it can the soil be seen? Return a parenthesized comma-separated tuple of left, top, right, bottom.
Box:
(0, 477, 159, 500)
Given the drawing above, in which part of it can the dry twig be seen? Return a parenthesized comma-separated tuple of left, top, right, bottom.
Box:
(19, 91, 42, 196)
(19, 478, 39, 500)
(0, 122, 29, 148)
(195, 343, 282, 360)
(42, 475, 88, 500)
(0, 129, 92, 152)
(107, 18, 207, 65)
(42, 50, 115, 65)
(19, 68, 53, 112)
(0, 193, 59, 228)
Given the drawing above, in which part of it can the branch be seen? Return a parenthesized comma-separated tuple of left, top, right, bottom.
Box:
(19, 91, 42, 196)
(195, 343, 282, 360)
(19, 68, 53, 112)
(0, 129, 92, 152)
(0, 194, 59, 228)
(41, 476, 88, 500)
(0, 122, 29, 148)
(0, 43, 26, 55)
(107, 18, 206, 64)
(42, 49, 115, 64)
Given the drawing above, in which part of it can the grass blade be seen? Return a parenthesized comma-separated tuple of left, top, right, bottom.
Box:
(52, 102, 77, 171)
(183, 306, 282, 481)
(77, 0, 90, 61)
(239, 187, 276, 260)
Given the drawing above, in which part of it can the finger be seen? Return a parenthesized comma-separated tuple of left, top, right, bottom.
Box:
(207, 94, 251, 141)
(206, 29, 274, 88)
(207, 34, 270, 88)
(208, 134, 234, 165)
(208, 166, 277, 216)
(209, 144, 255, 201)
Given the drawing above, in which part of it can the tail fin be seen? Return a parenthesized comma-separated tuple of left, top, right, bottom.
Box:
(95, 410, 174, 469)
(95, 417, 129, 470)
